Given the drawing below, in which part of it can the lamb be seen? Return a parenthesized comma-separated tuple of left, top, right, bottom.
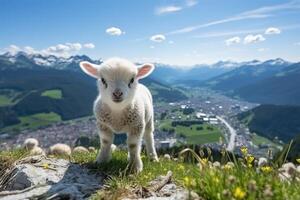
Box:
(79, 57, 158, 172)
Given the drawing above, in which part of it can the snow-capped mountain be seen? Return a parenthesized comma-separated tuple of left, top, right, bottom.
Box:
(0, 51, 102, 71)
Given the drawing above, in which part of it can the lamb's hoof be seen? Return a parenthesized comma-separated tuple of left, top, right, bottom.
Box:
(95, 155, 111, 164)
(128, 160, 143, 173)
(151, 156, 159, 162)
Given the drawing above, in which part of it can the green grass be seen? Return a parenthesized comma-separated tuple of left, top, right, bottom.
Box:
(0, 95, 13, 106)
(1, 148, 300, 200)
(41, 89, 62, 99)
(2, 112, 62, 133)
(159, 120, 223, 144)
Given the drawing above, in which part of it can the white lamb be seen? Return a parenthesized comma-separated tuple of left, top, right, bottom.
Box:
(80, 58, 158, 172)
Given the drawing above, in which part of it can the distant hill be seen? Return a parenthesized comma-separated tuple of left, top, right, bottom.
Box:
(237, 104, 300, 142)
(150, 61, 240, 85)
(205, 58, 291, 91)
(235, 62, 300, 106)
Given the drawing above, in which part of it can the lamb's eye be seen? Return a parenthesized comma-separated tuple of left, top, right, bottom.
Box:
(128, 78, 134, 88)
(101, 78, 107, 87)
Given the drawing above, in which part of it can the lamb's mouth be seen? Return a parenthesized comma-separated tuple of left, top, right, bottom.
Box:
(112, 98, 123, 103)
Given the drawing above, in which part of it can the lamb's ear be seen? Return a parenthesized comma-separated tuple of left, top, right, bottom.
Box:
(137, 63, 155, 79)
(79, 61, 100, 79)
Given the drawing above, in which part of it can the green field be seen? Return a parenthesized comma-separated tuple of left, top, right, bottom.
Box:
(2, 112, 62, 133)
(0, 95, 13, 106)
(0, 89, 22, 106)
(41, 89, 62, 99)
(251, 134, 282, 148)
(159, 120, 223, 144)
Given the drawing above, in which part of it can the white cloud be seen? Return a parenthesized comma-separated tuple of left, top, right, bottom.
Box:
(66, 43, 82, 51)
(167, 1, 300, 35)
(83, 43, 95, 49)
(186, 0, 198, 7)
(106, 27, 123, 36)
(155, 6, 182, 15)
(265, 27, 281, 34)
(225, 36, 241, 46)
(244, 34, 266, 44)
(150, 46, 155, 49)
(150, 34, 166, 42)
(4, 42, 95, 57)
(258, 48, 269, 52)
(168, 40, 174, 44)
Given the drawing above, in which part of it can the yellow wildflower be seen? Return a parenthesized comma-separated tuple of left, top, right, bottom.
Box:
(261, 166, 272, 173)
(178, 164, 185, 171)
(183, 176, 196, 187)
(224, 163, 233, 170)
(213, 177, 220, 184)
(42, 163, 49, 169)
(200, 158, 208, 165)
(233, 187, 246, 199)
(240, 146, 248, 155)
(296, 158, 300, 164)
(245, 155, 255, 166)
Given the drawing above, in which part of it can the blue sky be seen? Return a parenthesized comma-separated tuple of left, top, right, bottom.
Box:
(0, 0, 299, 65)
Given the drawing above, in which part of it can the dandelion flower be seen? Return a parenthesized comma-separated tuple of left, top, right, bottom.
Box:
(228, 175, 236, 184)
(233, 187, 246, 199)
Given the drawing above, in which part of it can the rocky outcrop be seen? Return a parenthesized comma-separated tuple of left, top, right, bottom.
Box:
(0, 155, 104, 200)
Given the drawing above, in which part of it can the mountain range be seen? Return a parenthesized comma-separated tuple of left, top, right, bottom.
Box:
(2, 52, 300, 106)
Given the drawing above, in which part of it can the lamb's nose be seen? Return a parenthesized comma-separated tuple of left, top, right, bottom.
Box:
(113, 89, 123, 98)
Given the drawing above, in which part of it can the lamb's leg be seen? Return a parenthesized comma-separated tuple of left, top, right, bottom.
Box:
(127, 132, 143, 173)
(144, 121, 158, 162)
(96, 123, 114, 164)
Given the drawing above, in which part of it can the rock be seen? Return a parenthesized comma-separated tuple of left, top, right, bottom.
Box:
(23, 138, 39, 150)
(0, 155, 104, 200)
(126, 171, 202, 200)
(111, 144, 117, 152)
(88, 146, 96, 152)
(212, 161, 221, 168)
(258, 157, 268, 167)
(29, 146, 45, 156)
(282, 162, 296, 175)
(49, 143, 72, 156)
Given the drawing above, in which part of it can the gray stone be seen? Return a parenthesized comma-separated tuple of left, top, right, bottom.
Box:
(0, 156, 104, 200)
